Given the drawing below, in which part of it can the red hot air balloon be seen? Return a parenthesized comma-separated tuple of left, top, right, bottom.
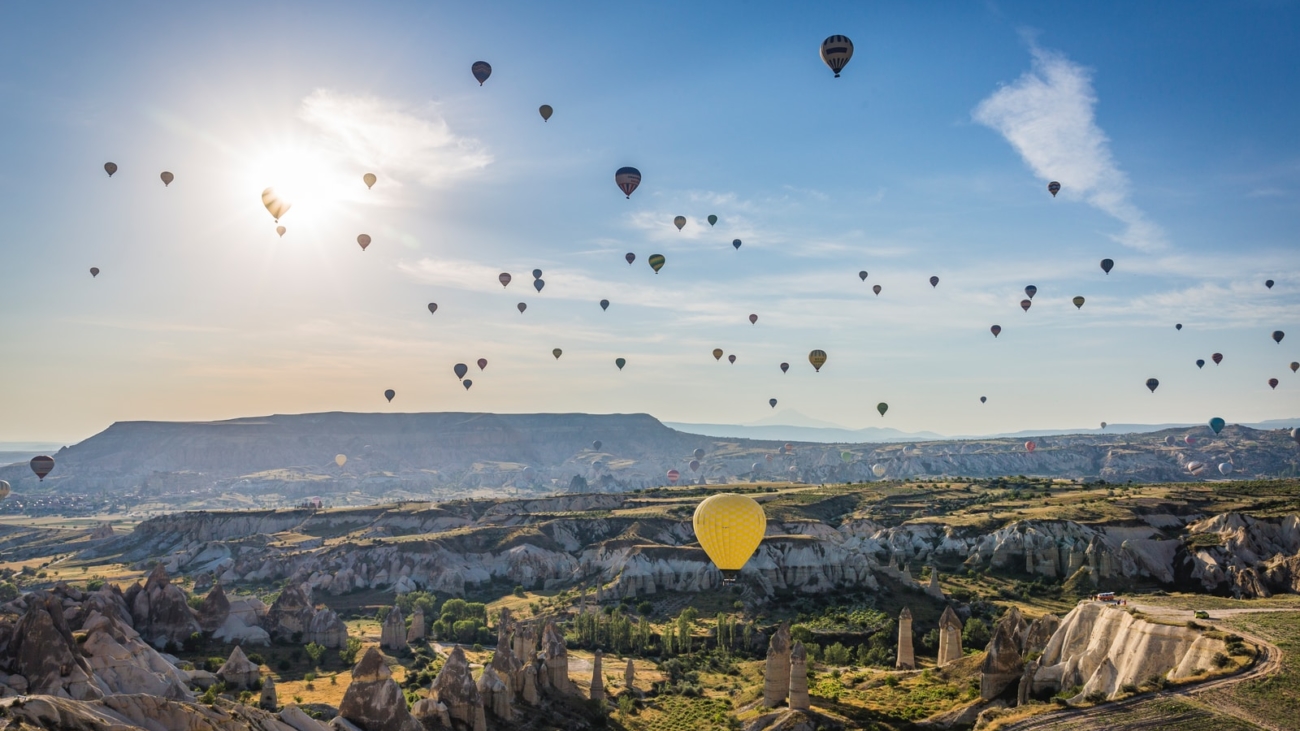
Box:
(1269, 378, 1279, 390)
(929, 276, 939, 288)
(499, 273, 511, 287)
(625, 253, 635, 265)
(615, 167, 641, 198)
(30, 455, 55, 481)
(454, 363, 469, 379)
(471, 61, 491, 85)
(1212, 353, 1223, 365)
(1048, 181, 1061, 197)
(1025, 441, 1036, 453)
(780, 362, 789, 373)
(667, 469, 680, 485)
(477, 358, 488, 371)
(1185, 435, 1197, 446)
(1100, 259, 1114, 274)
(749, 314, 758, 325)
(1021, 299, 1032, 312)
(990, 325, 1001, 338)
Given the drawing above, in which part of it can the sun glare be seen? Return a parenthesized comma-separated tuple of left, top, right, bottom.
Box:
(243, 140, 364, 234)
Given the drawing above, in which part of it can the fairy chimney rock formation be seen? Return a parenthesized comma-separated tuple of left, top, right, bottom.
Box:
(624, 658, 636, 692)
(788, 641, 810, 711)
(195, 582, 231, 633)
(926, 569, 945, 599)
(896, 607, 915, 670)
(432, 646, 487, 731)
(259, 674, 277, 711)
(492, 608, 524, 696)
(541, 619, 574, 694)
(763, 622, 792, 707)
(589, 649, 605, 702)
(938, 606, 964, 667)
(381, 605, 407, 651)
(513, 619, 537, 665)
(478, 665, 512, 721)
(406, 607, 426, 643)
(264, 582, 315, 642)
(306, 607, 349, 648)
(217, 645, 260, 690)
(980, 609, 1027, 701)
(339, 648, 422, 731)
(522, 663, 540, 705)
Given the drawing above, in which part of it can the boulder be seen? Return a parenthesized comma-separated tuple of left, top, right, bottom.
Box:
(431, 646, 487, 731)
(763, 622, 791, 708)
(306, 608, 349, 649)
(380, 605, 407, 651)
(265, 583, 316, 642)
(196, 582, 231, 633)
(339, 648, 421, 731)
(217, 645, 261, 690)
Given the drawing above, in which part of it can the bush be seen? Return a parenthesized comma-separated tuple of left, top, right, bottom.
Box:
(636, 601, 653, 615)
(1085, 690, 1107, 704)
(277, 659, 291, 671)
(1186, 621, 1204, 630)
(340, 637, 363, 665)
(305, 642, 326, 667)
(1212, 652, 1231, 668)
(1120, 683, 1138, 694)
(205, 656, 226, 673)
(0, 583, 19, 602)
(962, 619, 990, 648)
(85, 578, 106, 591)
(247, 653, 265, 666)
(513, 585, 526, 598)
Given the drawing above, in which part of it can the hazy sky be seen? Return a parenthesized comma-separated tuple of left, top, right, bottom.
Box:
(2, 2, 1298, 443)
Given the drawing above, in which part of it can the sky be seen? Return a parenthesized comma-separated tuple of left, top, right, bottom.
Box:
(1, 1, 1298, 444)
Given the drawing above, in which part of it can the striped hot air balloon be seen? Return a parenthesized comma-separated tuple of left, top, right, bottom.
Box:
(1048, 181, 1061, 197)
(648, 254, 665, 273)
(471, 61, 492, 85)
(820, 35, 854, 77)
(615, 167, 641, 198)
(29, 455, 54, 482)
(809, 349, 827, 372)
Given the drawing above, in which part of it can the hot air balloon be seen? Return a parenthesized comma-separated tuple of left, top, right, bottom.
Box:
(593, 440, 602, 451)
(29, 456, 54, 482)
(732, 239, 742, 250)
(1025, 285, 1037, 299)
(872, 464, 886, 477)
(1185, 435, 1197, 446)
(539, 105, 553, 122)
(749, 314, 758, 325)
(766, 454, 773, 463)
(1273, 331, 1285, 344)
(335, 454, 347, 467)
(1188, 461, 1205, 475)
(708, 215, 717, 226)
(980, 396, 987, 403)
(769, 398, 777, 408)
(428, 303, 438, 314)
(1176, 324, 1182, 331)
(89, 267, 99, 277)
(689, 460, 700, 472)
(728, 355, 736, 364)
(841, 451, 852, 463)
(1100, 259, 1114, 274)
(160, 171, 174, 187)
(783, 444, 793, 454)
(809, 350, 827, 372)
(667, 469, 680, 485)
(1072, 296, 1085, 309)
(384, 389, 395, 403)
(877, 402, 888, 417)
(1209, 417, 1225, 434)
(262, 188, 290, 221)
(930, 276, 939, 288)
(532, 269, 543, 279)
(1269, 378, 1279, 390)
(0, 481, 8, 501)
(600, 299, 609, 311)
(517, 303, 527, 313)
(276, 226, 286, 237)
(1021, 299, 1032, 312)
(694, 448, 705, 460)
(713, 349, 724, 361)
(1291, 362, 1299, 373)
(859, 271, 868, 281)
(499, 273, 511, 287)
(1048, 181, 1061, 197)
(674, 216, 686, 231)
(1219, 462, 1233, 475)
(1266, 280, 1275, 289)
(1101, 422, 1107, 430)
(991, 325, 1001, 338)
(357, 234, 371, 251)
(364, 173, 377, 189)
(615, 167, 641, 198)
(477, 358, 488, 371)
(820, 35, 854, 77)
(694, 493, 766, 579)
(534, 279, 545, 292)
(472, 61, 492, 85)
(1197, 358, 1207, 369)
(1165, 436, 1177, 446)
(104, 162, 117, 177)
(648, 254, 665, 273)
(1213, 353, 1223, 365)
(872, 285, 882, 295)
(463, 379, 473, 390)
(454, 363, 469, 379)
(751, 462, 761, 473)
(625, 253, 635, 265)
(1025, 441, 1036, 453)
(780, 362, 789, 373)
(615, 358, 626, 370)
(553, 348, 562, 359)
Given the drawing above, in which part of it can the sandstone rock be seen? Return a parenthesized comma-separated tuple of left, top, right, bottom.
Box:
(624, 657, 636, 693)
(339, 648, 421, 731)
(490, 609, 523, 699)
(10, 593, 104, 699)
(590, 649, 605, 702)
(405, 607, 425, 643)
(196, 582, 231, 633)
(1023, 613, 1059, 657)
(979, 609, 1024, 701)
(763, 622, 791, 708)
(218, 645, 261, 690)
(478, 664, 512, 720)
(788, 641, 809, 711)
(281, 704, 332, 731)
(80, 609, 193, 699)
(306, 608, 349, 649)
(125, 565, 201, 650)
(261, 674, 278, 710)
(0, 692, 297, 731)
(938, 606, 963, 667)
(522, 663, 539, 705)
(897, 607, 915, 670)
(265, 583, 315, 642)
(380, 605, 407, 651)
(540, 619, 573, 694)
(431, 646, 486, 731)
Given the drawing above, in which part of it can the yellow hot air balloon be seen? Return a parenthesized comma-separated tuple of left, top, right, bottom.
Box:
(693, 493, 766, 580)
(262, 188, 291, 221)
(808, 349, 827, 372)
(363, 173, 377, 189)
(335, 454, 347, 467)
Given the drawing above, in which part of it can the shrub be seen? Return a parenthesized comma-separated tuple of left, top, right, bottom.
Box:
(277, 659, 291, 671)
(86, 578, 106, 591)
(305, 642, 326, 667)
(1212, 652, 1231, 668)
(247, 653, 265, 666)
(1186, 621, 1204, 630)
(962, 619, 990, 648)
(513, 585, 526, 597)
(1085, 690, 1107, 704)
(637, 601, 653, 615)
(340, 637, 363, 665)
(1121, 683, 1138, 694)
(205, 657, 226, 673)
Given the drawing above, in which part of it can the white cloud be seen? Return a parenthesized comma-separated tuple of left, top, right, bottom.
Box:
(299, 89, 491, 187)
(973, 47, 1165, 251)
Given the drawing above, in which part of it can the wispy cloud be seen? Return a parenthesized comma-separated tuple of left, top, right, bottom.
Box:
(973, 46, 1165, 251)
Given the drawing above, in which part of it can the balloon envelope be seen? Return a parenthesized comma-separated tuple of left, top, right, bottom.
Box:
(1269, 378, 1279, 389)
(780, 362, 789, 373)
(1185, 436, 1197, 446)
(160, 171, 174, 186)
(980, 396, 987, 403)
(553, 348, 562, 359)
(841, 451, 852, 463)
(428, 303, 438, 314)
(1100, 258, 1114, 274)
(1209, 417, 1225, 434)
(539, 104, 553, 121)
(363, 173, 377, 189)
(1021, 299, 1032, 312)
(104, 162, 117, 177)
(1266, 280, 1274, 289)
(600, 299, 609, 311)
(335, 454, 347, 467)
(477, 358, 488, 371)
(0, 481, 8, 500)
(276, 226, 286, 237)
(667, 469, 680, 484)
(517, 303, 527, 313)
(877, 402, 888, 417)
(1146, 378, 1160, 393)
(991, 325, 1001, 337)
(615, 357, 626, 370)
(749, 314, 758, 324)
(873, 285, 882, 295)
(872, 464, 886, 477)
(693, 493, 766, 575)
(384, 389, 395, 403)
(1212, 353, 1223, 365)
(689, 459, 700, 472)
(728, 355, 736, 364)
(499, 273, 511, 287)
(732, 239, 742, 250)
(532, 269, 542, 279)
(615, 167, 642, 198)
(820, 35, 854, 77)
(1025, 285, 1037, 299)
(593, 440, 602, 451)
(1273, 331, 1285, 344)
(674, 216, 686, 230)
(29, 455, 54, 481)
(1291, 362, 1299, 373)
(648, 254, 665, 273)
(454, 363, 469, 379)
(1196, 359, 1205, 369)
(769, 398, 777, 408)
(1072, 296, 1085, 309)
(713, 349, 724, 361)
(261, 188, 290, 221)
(1219, 462, 1233, 475)
(694, 448, 705, 460)
(1176, 324, 1182, 331)
(1101, 422, 1107, 429)
(808, 349, 827, 372)
(89, 267, 99, 277)
(1292, 428, 1300, 446)
(929, 276, 939, 288)
(708, 215, 718, 226)
(1048, 181, 1060, 197)
(357, 234, 371, 251)
(534, 279, 545, 292)
(859, 271, 868, 281)
(625, 253, 635, 265)
(463, 379, 473, 390)
(471, 61, 491, 85)
(1025, 441, 1036, 453)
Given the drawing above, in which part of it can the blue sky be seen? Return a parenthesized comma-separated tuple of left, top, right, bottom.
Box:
(1, 1, 1297, 443)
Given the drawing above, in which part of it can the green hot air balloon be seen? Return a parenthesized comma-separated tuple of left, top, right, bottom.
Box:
(1209, 417, 1225, 434)
(877, 402, 888, 417)
(841, 451, 852, 463)
(707, 214, 717, 226)
(1072, 296, 1085, 309)
(615, 358, 626, 370)
(648, 254, 665, 273)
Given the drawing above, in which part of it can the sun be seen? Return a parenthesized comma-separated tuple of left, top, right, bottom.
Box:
(243, 139, 364, 233)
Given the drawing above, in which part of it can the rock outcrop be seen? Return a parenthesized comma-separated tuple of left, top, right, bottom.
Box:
(980, 608, 1025, 701)
(260, 674, 278, 710)
(763, 623, 791, 708)
(431, 646, 486, 731)
(479, 665, 512, 720)
(10, 594, 103, 699)
(624, 658, 636, 693)
(381, 605, 407, 651)
(124, 565, 201, 649)
(217, 646, 261, 690)
(306, 608, 349, 649)
(196, 583, 231, 633)
(938, 606, 963, 666)
(788, 642, 809, 711)
(265, 584, 315, 642)
(406, 608, 425, 643)
(80, 609, 192, 699)
(590, 649, 605, 702)
(339, 648, 421, 731)
(897, 607, 915, 670)
(540, 619, 573, 694)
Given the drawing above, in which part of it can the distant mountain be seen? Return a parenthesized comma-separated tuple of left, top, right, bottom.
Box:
(665, 422, 945, 443)
(746, 409, 850, 429)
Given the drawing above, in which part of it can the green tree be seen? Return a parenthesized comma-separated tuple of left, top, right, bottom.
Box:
(962, 619, 990, 649)
(339, 636, 363, 666)
(305, 642, 326, 668)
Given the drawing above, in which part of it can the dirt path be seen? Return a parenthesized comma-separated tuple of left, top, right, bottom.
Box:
(1001, 609, 1296, 731)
